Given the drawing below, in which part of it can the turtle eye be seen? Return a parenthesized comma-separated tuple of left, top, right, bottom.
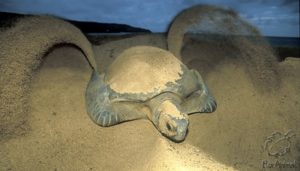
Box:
(166, 122, 176, 132)
(166, 123, 172, 131)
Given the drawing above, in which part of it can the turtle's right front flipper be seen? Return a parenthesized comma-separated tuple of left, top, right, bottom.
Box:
(182, 70, 217, 114)
(85, 70, 120, 127)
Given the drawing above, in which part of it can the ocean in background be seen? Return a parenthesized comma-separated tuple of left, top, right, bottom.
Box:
(265, 36, 300, 47)
(87, 32, 299, 48)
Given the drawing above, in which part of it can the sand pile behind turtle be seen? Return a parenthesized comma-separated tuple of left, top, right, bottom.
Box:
(0, 16, 95, 139)
(167, 5, 279, 93)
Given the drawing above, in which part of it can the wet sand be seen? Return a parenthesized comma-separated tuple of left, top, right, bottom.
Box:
(0, 34, 299, 170)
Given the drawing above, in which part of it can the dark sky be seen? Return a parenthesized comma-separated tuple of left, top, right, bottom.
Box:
(0, 0, 299, 37)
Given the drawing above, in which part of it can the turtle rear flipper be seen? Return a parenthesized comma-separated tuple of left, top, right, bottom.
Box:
(182, 70, 217, 114)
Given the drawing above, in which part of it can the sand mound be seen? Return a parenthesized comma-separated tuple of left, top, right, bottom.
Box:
(144, 139, 236, 170)
(167, 5, 279, 93)
(0, 16, 96, 139)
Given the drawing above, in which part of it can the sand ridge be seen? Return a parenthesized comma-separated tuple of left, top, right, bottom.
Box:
(0, 16, 96, 138)
(167, 5, 259, 59)
(167, 5, 279, 93)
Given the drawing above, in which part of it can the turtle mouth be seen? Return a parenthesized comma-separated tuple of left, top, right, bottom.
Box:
(167, 130, 188, 142)
(161, 118, 189, 142)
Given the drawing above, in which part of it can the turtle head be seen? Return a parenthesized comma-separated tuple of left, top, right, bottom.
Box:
(155, 100, 189, 142)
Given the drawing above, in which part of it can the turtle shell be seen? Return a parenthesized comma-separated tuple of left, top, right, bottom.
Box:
(104, 46, 199, 102)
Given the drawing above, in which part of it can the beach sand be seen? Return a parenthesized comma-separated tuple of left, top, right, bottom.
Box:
(0, 34, 299, 170)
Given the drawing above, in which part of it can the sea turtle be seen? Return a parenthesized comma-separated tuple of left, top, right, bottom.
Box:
(85, 46, 216, 142)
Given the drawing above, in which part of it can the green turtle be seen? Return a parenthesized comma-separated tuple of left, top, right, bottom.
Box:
(85, 46, 216, 142)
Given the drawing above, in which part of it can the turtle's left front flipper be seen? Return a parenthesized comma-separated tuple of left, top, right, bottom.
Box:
(85, 71, 118, 126)
(181, 70, 217, 114)
(85, 70, 145, 127)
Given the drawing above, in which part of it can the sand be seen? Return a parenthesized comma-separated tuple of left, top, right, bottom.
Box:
(167, 5, 260, 60)
(1, 14, 299, 171)
(1, 46, 236, 171)
(168, 5, 279, 94)
(1, 33, 299, 170)
(0, 16, 97, 138)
